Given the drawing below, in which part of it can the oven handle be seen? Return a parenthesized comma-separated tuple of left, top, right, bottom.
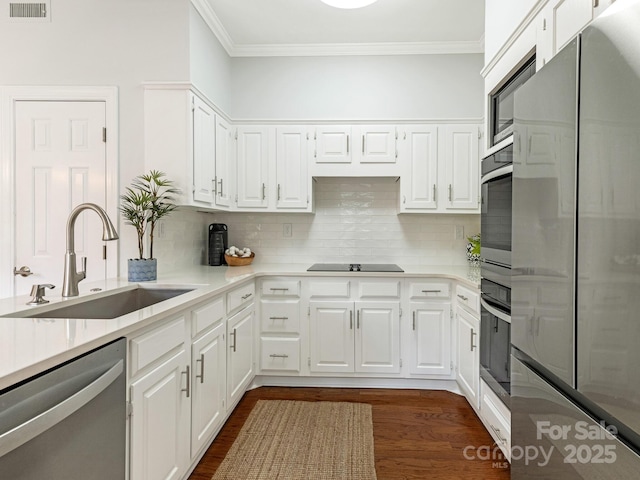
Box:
(0, 359, 123, 458)
(481, 298, 511, 324)
(481, 164, 513, 185)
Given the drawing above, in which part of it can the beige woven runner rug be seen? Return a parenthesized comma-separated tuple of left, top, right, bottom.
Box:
(212, 399, 377, 480)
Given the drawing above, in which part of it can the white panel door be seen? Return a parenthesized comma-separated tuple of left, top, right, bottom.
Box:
(457, 308, 480, 408)
(400, 126, 438, 210)
(444, 125, 480, 210)
(227, 307, 255, 408)
(236, 126, 269, 208)
(314, 126, 352, 163)
(553, 0, 592, 53)
(309, 301, 354, 373)
(191, 322, 226, 459)
(192, 95, 215, 204)
(130, 349, 190, 480)
(276, 126, 309, 209)
(409, 303, 452, 376)
(214, 116, 233, 209)
(355, 301, 400, 374)
(356, 125, 397, 164)
(14, 101, 109, 295)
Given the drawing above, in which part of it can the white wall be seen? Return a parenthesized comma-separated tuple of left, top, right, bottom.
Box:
(0, 0, 191, 271)
(189, 4, 232, 114)
(193, 178, 480, 267)
(230, 54, 484, 120)
(485, 0, 539, 66)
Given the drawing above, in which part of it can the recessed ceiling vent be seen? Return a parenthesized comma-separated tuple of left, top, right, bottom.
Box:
(9, 1, 50, 22)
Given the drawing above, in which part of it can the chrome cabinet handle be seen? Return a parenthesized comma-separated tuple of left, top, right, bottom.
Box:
(181, 365, 190, 397)
(277, 184, 281, 201)
(470, 330, 477, 351)
(196, 354, 205, 384)
(14, 266, 33, 277)
(218, 178, 224, 197)
(357, 310, 360, 329)
(346, 134, 350, 154)
(362, 135, 365, 154)
(422, 289, 442, 294)
(0, 359, 123, 458)
(270, 316, 288, 321)
(241, 292, 253, 300)
(212, 177, 217, 195)
(432, 185, 437, 202)
(269, 354, 289, 359)
(350, 310, 353, 330)
(457, 294, 468, 301)
(490, 424, 507, 444)
(412, 311, 416, 331)
(262, 183, 266, 200)
(448, 184, 453, 202)
(230, 328, 237, 352)
(269, 287, 289, 292)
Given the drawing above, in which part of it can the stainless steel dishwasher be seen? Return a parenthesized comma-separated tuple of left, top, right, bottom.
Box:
(0, 337, 126, 479)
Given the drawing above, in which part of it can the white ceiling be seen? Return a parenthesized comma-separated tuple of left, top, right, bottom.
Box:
(193, 0, 485, 57)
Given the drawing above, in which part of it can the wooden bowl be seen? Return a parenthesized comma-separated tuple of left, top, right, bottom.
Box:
(225, 252, 255, 266)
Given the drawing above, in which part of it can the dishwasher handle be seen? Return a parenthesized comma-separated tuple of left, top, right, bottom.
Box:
(0, 359, 124, 458)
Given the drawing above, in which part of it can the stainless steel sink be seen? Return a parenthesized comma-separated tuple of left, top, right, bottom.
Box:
(4, 287, 194, 319)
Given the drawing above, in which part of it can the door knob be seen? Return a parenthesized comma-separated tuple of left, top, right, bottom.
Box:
(13, 266, 34, 277)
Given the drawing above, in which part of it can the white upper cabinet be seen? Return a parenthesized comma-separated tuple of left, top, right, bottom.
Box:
(276, 126, 311, 210)
(399, 126, 439, 211)
(214, 116, 234, 209)
(192, 96, 216, 204)
(444, 124, 480, 210)
(311, 125, 399, 176)
(399, 124, 480, 213)
(315, 125, 352, 164)
(236, 126, 271, 209)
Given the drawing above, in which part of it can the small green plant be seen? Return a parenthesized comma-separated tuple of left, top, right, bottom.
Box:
(120, 170, 180, 259)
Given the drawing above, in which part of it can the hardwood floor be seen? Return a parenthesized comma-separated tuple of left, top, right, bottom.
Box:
(188, 387, 511, 480)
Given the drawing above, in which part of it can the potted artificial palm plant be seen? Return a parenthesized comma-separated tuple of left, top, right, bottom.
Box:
(120, 170, 179, 281)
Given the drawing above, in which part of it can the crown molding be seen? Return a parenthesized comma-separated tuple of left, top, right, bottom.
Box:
(191, 0, 483, 57)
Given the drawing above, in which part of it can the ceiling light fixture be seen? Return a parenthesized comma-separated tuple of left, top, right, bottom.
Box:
(320, 0, 379, 9)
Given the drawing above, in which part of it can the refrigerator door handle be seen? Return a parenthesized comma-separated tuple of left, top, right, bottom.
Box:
(481, 298, 511, 324)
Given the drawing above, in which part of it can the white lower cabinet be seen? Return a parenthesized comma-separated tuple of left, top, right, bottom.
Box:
(227, 305, 255, 408)
(408, 302, 452, 376)
(457, 305, 480, 409)
(309, 300, 400, 374)
(190, 321, 226, 458)
(130, 348, 190, 480)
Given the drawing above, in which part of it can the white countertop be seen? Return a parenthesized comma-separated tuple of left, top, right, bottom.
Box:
(0, 263, 480, 390)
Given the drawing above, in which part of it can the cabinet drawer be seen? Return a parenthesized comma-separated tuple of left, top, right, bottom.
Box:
(455, 284, 480, 315)
(260, 337, 301, 372)
(261, 280, 300, 297)
(260, 300, 301, 333)
(481, 383, 511, 461)
(359, 281, 400, 299)
(130, 316, 185, 376)
(227, 282, 255, 313)
(308, 280, 350, 298)
(191, 296, 225, 337)
(409, 282, 450, 299)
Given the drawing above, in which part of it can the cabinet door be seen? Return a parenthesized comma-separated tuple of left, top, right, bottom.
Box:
(192, 95, 215, 204)
(356, 125, 397, 164)
(309, 301, 354, 373)
(236, 126, 270, 208)
(191, 322, 226, 458)
(552, 0, 592, 53)
(130, 349, 190, 480)
(400, 126, 438, 210)
(227, 307, 255, 408)
(355, 301, 400, 374)
(457, 308, 480, 408)
(314, 126, 352, 163)
(276, 126, 309, 209)
(409, 303, 452, 376)
(443, 125, 479, 210)
(214, 116, 233, 209)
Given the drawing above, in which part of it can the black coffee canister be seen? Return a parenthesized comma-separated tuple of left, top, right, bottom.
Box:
(208, 224, 228, 266)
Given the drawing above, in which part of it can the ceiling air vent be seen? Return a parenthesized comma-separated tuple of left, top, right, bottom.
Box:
(8, 1, 50, 22)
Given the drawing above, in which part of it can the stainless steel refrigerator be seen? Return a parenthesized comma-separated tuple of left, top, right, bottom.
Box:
(511, 0, 640, 477)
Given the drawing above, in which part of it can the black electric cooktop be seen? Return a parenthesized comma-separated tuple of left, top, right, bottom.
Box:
(307, 263, 404, 272)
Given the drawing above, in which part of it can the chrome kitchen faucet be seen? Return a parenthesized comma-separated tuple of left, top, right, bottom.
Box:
(62, 203, 119, 297)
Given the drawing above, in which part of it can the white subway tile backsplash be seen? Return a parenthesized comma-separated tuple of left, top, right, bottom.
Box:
(155, 177, 480, 270)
